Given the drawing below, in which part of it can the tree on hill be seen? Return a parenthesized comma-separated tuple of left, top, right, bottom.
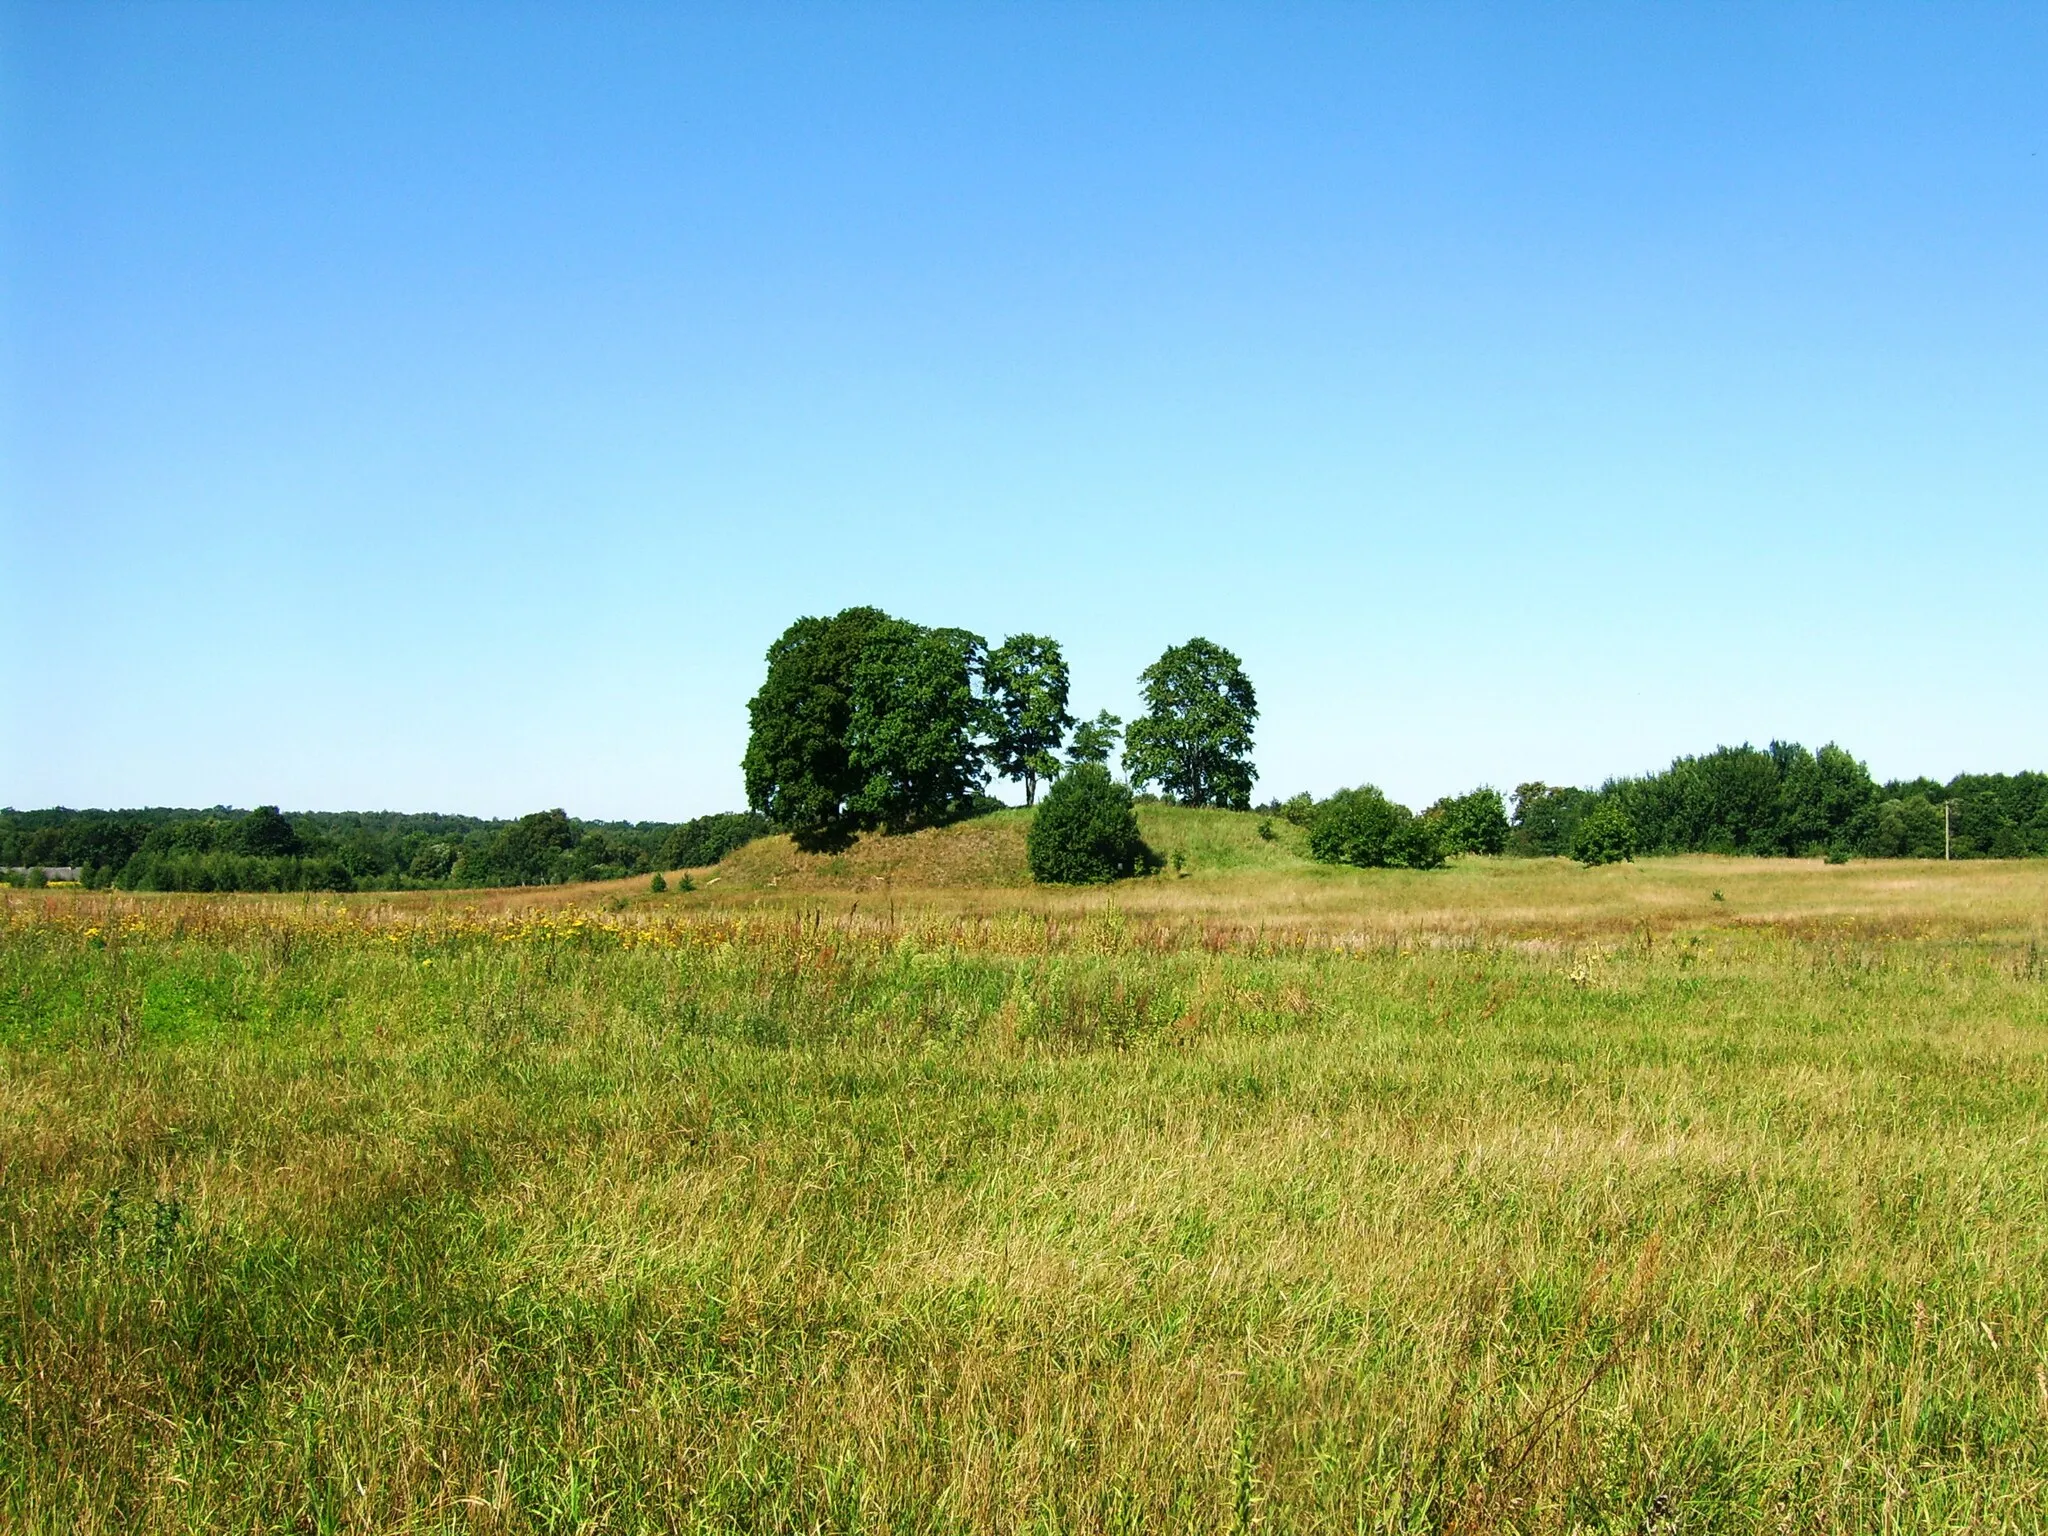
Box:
(744, 607, 990, 849)
(1027, 762, 1150, 883)
(981, 634, 1074, 806)
(846, 619, 988, 832)
(743, 607, 887, 849)
(1067, 710, 1123, 768)
(1122, 638, 1258, 810)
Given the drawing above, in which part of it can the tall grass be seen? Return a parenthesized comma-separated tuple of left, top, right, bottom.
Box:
(3, 890, 2047, 1531)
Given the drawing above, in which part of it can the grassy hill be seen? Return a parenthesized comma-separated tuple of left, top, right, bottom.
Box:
(693, 803, 1314, 892)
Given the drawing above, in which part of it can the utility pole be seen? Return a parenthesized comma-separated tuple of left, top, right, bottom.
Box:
(1943, 800, 1955, 861)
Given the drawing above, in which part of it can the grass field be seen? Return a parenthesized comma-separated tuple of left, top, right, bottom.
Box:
(5, 813, 2048, 1532)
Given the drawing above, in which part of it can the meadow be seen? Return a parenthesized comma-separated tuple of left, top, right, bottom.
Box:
(4, 812, 2047, 1532)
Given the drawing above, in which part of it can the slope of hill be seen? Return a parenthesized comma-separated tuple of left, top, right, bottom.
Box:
(690, 803, 1315, 891)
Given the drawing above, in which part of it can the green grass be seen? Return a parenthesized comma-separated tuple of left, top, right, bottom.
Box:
(1133, 803, 1314, 874)
(4, 889, 2048, 1532)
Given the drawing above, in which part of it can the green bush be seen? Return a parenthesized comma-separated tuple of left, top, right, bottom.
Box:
(1427, 787, 1509, 856)
(1572, 802, 1638, 866)
(1028, 764, 1149, 884)
(1307, 786, 1443, 869)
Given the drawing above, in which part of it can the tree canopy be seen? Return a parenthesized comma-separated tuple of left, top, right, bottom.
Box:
(742, 607, 885, 849)
(1067, 710, 1123, 767)
(981, 634, 1073, 806)
(1122, 638, 1258, 810)
(744, 607, 990, 849)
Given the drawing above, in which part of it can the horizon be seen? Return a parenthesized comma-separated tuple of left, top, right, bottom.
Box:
(1, 729, 2033, 829)
(7, 4, 2045, 820)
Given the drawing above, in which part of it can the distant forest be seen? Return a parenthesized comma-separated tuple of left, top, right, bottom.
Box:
(0, 806, 768, 893)
(1503, 746, 2047, 862)
(4, 742, 2044, 893)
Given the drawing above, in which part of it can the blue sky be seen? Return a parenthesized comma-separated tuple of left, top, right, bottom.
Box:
(5, 2, 2044, 819)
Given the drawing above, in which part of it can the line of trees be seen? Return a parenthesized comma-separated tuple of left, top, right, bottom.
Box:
(1247, 742, 2047, 874)
(0, 805, 771, 892)
(1508, 744, 2048, 863)
(742, 607, 1262, 850)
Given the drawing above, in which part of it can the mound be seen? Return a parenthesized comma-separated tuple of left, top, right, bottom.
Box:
(1133, 803, 1313, 873)
(693, 803, 1316, 892)
(702, 810, 1034, 891)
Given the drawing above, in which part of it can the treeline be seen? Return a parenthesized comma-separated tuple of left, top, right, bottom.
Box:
(0, 805, 770, 892)
(1277, 742, 2045, 873)
(1509, 743, 2048, 862)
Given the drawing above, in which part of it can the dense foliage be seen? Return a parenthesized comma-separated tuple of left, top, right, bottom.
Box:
(1571, 802, 1639, 866)
(1066, 710, 1123, 767)
(1426, 787, 1511, 856)
(744, 607, 998, 850)
(660, 812, 772, 870)
(0, 804, 769, 892)
(1511, 744, 2048, 860)
(1306, 786, 1445, 870)
(1026, 763, 1152, 884)
(1122, 638, 1260, 810)
(981, 634, 1074, 807)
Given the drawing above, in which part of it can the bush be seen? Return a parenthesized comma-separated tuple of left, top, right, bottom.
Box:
(1428, 787, 1509, 856)
(1572, 802, 1638, 866)
(1028, 764, 1149, 884)
(650, 872, 667, 893)
(1307, 786, 1443, 869)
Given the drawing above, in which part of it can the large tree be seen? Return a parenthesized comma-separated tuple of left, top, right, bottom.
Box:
(743, 607, 988, 849)
(846, 619, 988, 832)
(981, 633, 1073, 806)
(1122, 637, 1259, 809)
(742, 607, 886, 850)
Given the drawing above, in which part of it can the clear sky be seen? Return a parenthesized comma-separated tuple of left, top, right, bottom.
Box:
(4, 2, 2044, 820)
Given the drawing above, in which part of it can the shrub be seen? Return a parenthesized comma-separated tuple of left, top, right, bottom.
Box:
(1308, 786, 1441, 869)
(650, 872, 667, 893)
(1427, 787, 1510, 856)
(1028, 764, 1148, 884)
(1573, 802, 1638, 865)
(1388, 813, 1447, 870)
